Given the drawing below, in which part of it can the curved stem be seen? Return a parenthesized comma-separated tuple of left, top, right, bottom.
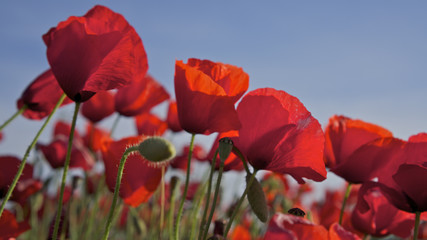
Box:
(232, 146, 251, 175)
(174, 133, 196, 240)
(339, 183, 352, 225)
(413, 211, 421, 240)
(198, 149, 218, 240)
(102, 145, 139, 240)
(52, 101, 81, 240)
(0, 104, 27, 131)
(0, 94, 65, 218)
(223, 170, 257, 238)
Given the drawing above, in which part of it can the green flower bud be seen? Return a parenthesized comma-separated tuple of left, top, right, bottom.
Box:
(218, 137, 233, 162)
(138, 136, 176, 166)
(246, 174, 269, 222)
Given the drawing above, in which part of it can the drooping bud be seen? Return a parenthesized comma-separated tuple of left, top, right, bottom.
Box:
(288, 207, 305, 217)
(137, 136, 176, 167)
(218, 138, 233, 163)
(246, 174, 269, 222)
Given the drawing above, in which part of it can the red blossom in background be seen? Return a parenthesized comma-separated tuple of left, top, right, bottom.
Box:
(174, 58, 249, 134)
(166, 100, 182, 132)
(226, 88, 327, 183)
(351, 182, 414, 238)
(16, 69, 72, 120)
(81, 90, 115, 123)
(43, 5, 148, 102)
(329, 223, 361, 240)
(324, 115, 393, 183)
(83, 123, 110, 152)
(53, 120, 82, 142)
(101, 136, 163, 207)
(0, 156, 41, 205)
(135, 112, 168, 136)
(115, 74, 169, 117)
(0, 210, 30, 239)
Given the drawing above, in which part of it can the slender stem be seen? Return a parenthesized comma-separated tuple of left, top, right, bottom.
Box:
(160, 165, 166, 239)
(0, 94, 66, 218)
(109, 114, 121, 137)
(223, 170, 257, 238)
(168, 178, 180, 240)
(174, 133, 196, 240)
(102, 145, 139, 240)
(198, 149, 219, 240)
(413, 211, 421, 240)
(0, 104, 28, 131)
(84, 175, 104, 239)
(339, 183, 352, 225)
(232, 146, 251, 175)
(190, 180, 208, 240)
(52, 101, 81, 240)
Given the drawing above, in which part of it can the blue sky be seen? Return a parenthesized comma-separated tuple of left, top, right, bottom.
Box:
(1, 1, 427, 162)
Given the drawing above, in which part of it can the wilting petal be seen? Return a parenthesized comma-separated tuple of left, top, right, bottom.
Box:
(81, 90, 115, 123)
(101, 136, 162, 207)
(0, 210, 30, 239)
(174, 59, 248, 134)
(135, 112, 168, 136)
(230, 88, 326, 183)
(351, 182, 414, 238)
(324, 115, 392, 169)
(166, 100, 182, 132)
(115, 74, 169, 116)
(264, 213, 329, 240)
(17, 69, 72, 120)
(43, 5, 148, 102)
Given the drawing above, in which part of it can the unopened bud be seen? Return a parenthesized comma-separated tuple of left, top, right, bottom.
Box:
(246, 174, 268, 222)
(138, 136, 176, 166)
(218, 138, 233, 162)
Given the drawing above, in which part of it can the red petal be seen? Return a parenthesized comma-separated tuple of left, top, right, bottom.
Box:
(101, 136, 162, 207)
(134, 112, 168, 136)
(329, 223, 361, 240)
(81, 91, 115, 123)
(0, 210, 30, 239)
(166, 100, 182, 132)
(392, 164, 427, 212)
(115, 74, 170, 117)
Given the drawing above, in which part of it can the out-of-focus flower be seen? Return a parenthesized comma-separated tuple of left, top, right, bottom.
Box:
(43, 5, 148, 102)
(324, 115, 393, 183)
(81, 90, 115, 123)
(135, 112, 168, 136)
(0, 210, 30, 239)
(329, 223, 361, 240)
(174, 58, 248, 134)
(115, 74, 169, 117)
(101, 136, 163, 207)
(231, 224, 251, 240)
(17, 69, 72, 120)
(166, 100, 182, 132)
(225, 88, 326, 183)
(83, 123, 110, 152)
(351, 182, 414, 238)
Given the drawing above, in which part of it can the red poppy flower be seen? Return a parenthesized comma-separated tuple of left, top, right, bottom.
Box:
(166, 100, 182, 132)
(351, 182, 414, 238)
(16, 69, 72, 120)
(81, 90, 115, 123)
(329, 223, 361, 240)
(135, 112, 168, 136)
(43, 5, 148, 102)
(115, 74, 169, 116)
(264, 213, 329, 240)
(38, 136, 95, 171)
(174, 58, 249, 134)
(101, 136, 163, 207)
(324, 115, 392, 183)
(170, 144, 206, 171)
(53, 120, 83, 142)
(225, 88, 326, 183)
(0, 156, 42, 205)
(83, 123, 111, 152)
(231, 225, 251, 240)
(0, 210, 30, 239)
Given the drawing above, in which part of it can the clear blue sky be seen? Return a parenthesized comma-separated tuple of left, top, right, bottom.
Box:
(1, 1, 427, 159)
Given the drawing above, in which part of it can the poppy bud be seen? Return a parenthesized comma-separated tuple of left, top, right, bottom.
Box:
(218, 138, 233, 163)
(288, 207, 305, 217)
(137, 136, 176, 167)
(246, 174, 268, 222)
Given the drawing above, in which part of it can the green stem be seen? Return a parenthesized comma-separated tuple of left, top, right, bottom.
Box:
(102, 145, 139, 240)
(223, 170, 257, 238)
(413, 211, 421, 240)
(174, 133, 196, 240)
(339, 183, 352, 225)
(0, 104, 27, 131)
(0, 94, 66, 218)
(198, 149, 219, 240)
(168, 178, 180, 240)
(190, 180, 208, 240)
(202, 151, 226, 240)
(84, 175, 104, 239)
(109, 114, 121, 137)
(52, 101, 81, 240)
(232, 146, 251, 175)
(160, 166, 166, 239)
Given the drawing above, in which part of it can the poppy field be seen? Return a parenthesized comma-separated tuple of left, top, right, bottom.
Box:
(1, 4, 427, 240)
